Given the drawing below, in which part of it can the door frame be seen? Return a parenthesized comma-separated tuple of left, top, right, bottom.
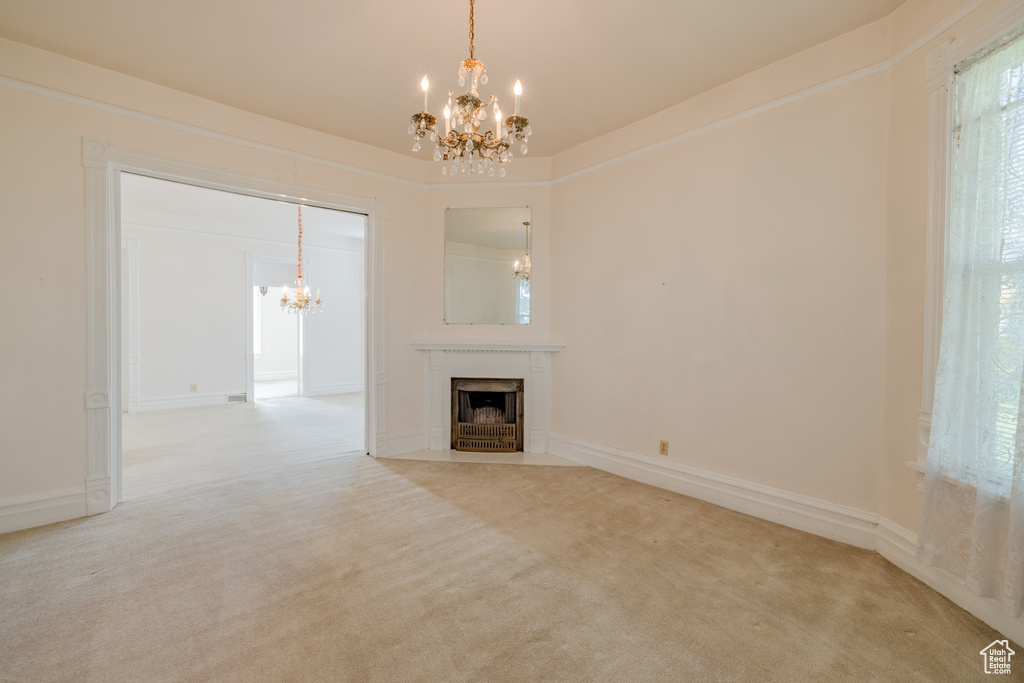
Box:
(83, 138, 387, 511)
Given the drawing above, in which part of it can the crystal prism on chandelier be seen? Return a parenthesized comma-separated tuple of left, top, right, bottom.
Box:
(408, 0, 531, 177)
(280, 205, 323, 315)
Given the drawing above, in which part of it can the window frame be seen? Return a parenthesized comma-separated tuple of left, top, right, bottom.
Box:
(916, 7, 1024, 479)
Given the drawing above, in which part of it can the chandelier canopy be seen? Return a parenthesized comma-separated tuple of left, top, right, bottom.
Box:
(280, 205, 323, 315)
(409, 0, 531, 177)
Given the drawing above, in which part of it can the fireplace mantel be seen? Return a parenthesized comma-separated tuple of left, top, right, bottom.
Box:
(411, 340, 565, 453)
(410, 340, 566, 353)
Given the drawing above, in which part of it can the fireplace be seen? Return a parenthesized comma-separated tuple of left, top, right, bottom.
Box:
(451, 378, 524, 452)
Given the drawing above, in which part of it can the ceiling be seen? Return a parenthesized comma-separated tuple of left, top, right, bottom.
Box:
(445, 207, 532, 250)
(0, 0, 905, 158)
(120, 173, 366, 239)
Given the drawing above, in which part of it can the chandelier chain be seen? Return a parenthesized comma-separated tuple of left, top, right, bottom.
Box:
(468, 0, 475, 59)
(297, 205, 303, 279)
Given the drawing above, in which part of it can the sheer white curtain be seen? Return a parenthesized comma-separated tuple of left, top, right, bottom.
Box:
(919, 32, 1024, 615)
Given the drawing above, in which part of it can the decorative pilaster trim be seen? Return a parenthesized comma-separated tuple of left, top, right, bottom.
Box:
(83, 138, 117, 514)
(366, 200, 387, 457)
(430, 350, 445, 370)
(123, 240, 141, 413)
(530, 351, 546, 372)
(85, 391, 108, 410)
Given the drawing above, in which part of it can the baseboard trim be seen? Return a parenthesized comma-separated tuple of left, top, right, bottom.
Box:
(0, 487, 88, 535)
(876, 518, 1024, 646)
(303, 382, 364, 397)
(548, 433, 878, 549)
(254, 371, 297, 381)
(137, 393, 230, 412)
(384, 429, 429, 457)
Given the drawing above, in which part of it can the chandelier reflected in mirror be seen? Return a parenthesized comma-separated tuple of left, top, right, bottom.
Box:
(409, 0, 531, 177)
(513, 221, 531, 281)
(280, 205, 324, 315)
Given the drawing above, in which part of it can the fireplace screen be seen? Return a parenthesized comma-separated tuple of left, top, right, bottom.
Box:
(451, 378, 524, 452)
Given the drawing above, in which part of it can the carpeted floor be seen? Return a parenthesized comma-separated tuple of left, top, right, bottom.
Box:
(0, 397, 1013, 681)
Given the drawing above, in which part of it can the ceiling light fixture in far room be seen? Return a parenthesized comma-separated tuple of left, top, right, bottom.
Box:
(280, 205, 323, 315)
(513, 221, 531, 281)
(408, 0, 532, 177)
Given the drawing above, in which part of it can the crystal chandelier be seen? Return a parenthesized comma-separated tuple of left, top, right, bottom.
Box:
(280, 205, 323, 315)
(409, 0, 531, 177)
(513, 221, 531, 281)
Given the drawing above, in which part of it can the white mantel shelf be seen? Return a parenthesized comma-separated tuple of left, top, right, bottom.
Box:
(410, 340, 566, 353)
(410, 340, 565, 454)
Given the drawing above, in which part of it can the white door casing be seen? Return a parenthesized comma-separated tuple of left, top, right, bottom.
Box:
(83, 138, 387, 510)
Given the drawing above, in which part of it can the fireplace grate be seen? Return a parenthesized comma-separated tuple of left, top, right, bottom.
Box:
(456, 423, 518, 452)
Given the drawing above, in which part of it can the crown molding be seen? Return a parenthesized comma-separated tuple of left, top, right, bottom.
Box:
(0, 0, 998, 189)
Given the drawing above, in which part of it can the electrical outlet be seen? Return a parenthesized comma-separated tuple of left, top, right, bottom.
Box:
(190, 384, 197, 393)
(659, 440, 669, 456)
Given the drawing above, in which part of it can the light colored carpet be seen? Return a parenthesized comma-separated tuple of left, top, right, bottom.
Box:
(0, 399, 1011, 681)
(254, 379, 298, 400)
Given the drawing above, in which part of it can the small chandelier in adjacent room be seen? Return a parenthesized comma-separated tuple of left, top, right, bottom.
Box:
(280, 205, 323, 315)
(408, 0, 532, 177)
(513, 221, 531, 281)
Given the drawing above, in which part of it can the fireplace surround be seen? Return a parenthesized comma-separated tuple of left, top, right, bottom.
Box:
(411, 340, 565, 454)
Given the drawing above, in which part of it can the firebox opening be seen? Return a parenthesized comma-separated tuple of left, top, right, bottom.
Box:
(451, 378, 524, 453)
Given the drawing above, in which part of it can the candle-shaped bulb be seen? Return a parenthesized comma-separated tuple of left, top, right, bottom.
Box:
(443, 104, 451, 136)
(514, 80, 522, 115)
(421, 76, 429, 110)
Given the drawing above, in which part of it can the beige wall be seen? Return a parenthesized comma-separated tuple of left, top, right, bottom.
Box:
(0, 0, 1014, 538)
(550, 74, 889, 511)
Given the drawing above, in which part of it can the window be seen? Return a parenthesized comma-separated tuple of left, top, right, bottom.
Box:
(928, 31, 1024, 492)
(918, 27, 1024, 615)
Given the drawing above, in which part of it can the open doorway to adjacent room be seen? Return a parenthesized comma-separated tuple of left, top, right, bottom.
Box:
(118, 172, 367, 500)
(253, 285, 298, 399)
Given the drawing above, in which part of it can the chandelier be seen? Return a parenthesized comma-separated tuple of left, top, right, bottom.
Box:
(409, 0, 531, 177)
(513, 221, 531, 281)
(280, 205, 323, 315)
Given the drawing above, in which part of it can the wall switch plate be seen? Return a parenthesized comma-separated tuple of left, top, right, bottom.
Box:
(190, 384, 197, 392)
(659, 440, 669, 456)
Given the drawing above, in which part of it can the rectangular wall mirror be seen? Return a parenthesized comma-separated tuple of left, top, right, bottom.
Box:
(444, 207, 531, 325)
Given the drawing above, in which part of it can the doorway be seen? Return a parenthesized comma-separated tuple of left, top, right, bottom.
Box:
(253, 285, 299, 399)
(117, 172, 369, 501)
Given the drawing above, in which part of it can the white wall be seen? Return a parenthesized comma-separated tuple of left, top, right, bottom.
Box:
(254, 286, 297, 380)
(0, 0, 991, 540)
(119, 201, 364, 406)
(304, 248, 365, 395)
